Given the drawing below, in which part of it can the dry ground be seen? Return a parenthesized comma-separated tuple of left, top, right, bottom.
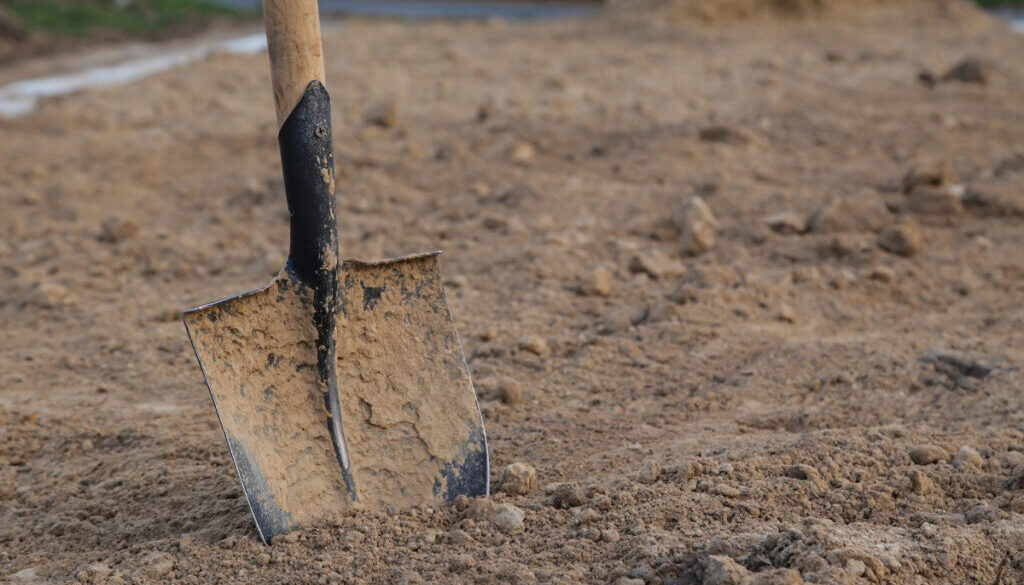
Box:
(1, 1, 1023, 583)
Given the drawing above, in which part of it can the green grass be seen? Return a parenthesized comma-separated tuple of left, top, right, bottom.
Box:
(4, 0, 250, 39)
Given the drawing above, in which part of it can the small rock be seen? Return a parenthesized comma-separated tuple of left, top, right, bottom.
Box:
(677, 264, 741, 289)
(497, 378, 524, 405)
(552, 482, 584, 508)
(86, 563, 112, 579)
(600, 305, 648, 334)
(9, 568, 39, 582)
(1009, 464, 1024, 490)
(941, 58, 989, 85)
(919, 350, 994, 380)
(699, 125, 751, 145)
(909, 444, 950, 465)
(98, 215, 139, 243)
(806, 194, 891, 234)
(877, 220, 922, 257)
(600, 528, 621, 543)
(480, 326, 498, 342)
(867, 265, 897, 283)
(953, 446, 984, 471)
(902, 160, 958, 194)
(637, 460, 661, 484)
(365, 100, 399, 128)
(614, 578, 645, 585)
(673, 196, 718, 256)
(491, 503, 526, 534)
(517, 335, 548, 356)
(509, 142, 536, 164)
(143, 551, 175, 577)
(582, 267, 614, 297)
(905, 185, 964, 216)
(703, 555, 749, 585)
(713, 483, 741, 498)
(910, 470, 935, 495)
(776, 303, 796, 324)
(34, 282, 73, 308)
(498, 462, 538, 495)
(629, 251, 686, 279)
(763, 212, 806, 234)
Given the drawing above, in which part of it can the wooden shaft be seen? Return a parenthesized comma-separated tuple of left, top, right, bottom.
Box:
(263, 0, 326, 128)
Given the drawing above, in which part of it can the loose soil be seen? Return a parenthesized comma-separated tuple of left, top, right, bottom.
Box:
(1, 1, 1023, 584)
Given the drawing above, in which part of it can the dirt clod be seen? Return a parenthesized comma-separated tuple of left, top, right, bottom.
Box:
(552, 483, 584, 509)
(877, 220, 922, 256)
(498, 462, 538, 495)
(909, 444, 950, 465)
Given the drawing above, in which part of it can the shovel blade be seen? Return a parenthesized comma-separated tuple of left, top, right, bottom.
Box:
(184, 252, 488, 542)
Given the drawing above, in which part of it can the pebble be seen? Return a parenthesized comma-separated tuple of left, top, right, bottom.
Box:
(34, 282, 73, 308)
(902, 160, 958, 194)
(491, 503, 526, 534)
(629, 251, 686, 279)
(909, 444, 950, 465)
(517, 335, 548, 356)
(509, 142, 536, 164)
(365, 100, 399, 128)
(699, 125, 751, 145)
(497, 378, 524, 405)
(673, 196, 718, 256)
(600, 528, 621, 543)
(877, 220, 922, 257)
(637, 460, 661, 484)
(1009, 464, 1024, 490)
(904, 185, 964, 215)
(614, 578, 645, 585)
(600, 305, 648, 334)
(713, 483, 741, 498)
(498, 462, 538, 495)
(480, 326, 498, 342)
(98, 215, 140, 243)
(867, 265, 897, 283)
(143, 551, 174, 577)
(806, 194, 891, 234)
(582, 267, 614, 297)
(703, 555, 749, 585)
(552, 482, 584, 508)
(678, 264, 741, 289)
(941, 57, 989, 85)
(952, 446, 984, 470)
(9, 568, 39, 582)
(763, 212, 806, 234)
(776, 303, 796, 324)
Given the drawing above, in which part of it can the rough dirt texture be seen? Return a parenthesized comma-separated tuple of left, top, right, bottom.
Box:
(2, 1, 1024, 583)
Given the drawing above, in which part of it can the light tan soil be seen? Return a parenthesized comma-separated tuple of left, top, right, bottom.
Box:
(2, 1, 1023, 584)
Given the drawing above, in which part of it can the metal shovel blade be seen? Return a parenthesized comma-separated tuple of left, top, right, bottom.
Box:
(183, 252, 488, 543)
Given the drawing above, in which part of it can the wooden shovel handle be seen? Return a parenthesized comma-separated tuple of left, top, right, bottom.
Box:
(263, 0, 327, 128)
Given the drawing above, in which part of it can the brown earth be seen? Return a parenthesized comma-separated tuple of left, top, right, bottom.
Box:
(2, 1, 1024, 583)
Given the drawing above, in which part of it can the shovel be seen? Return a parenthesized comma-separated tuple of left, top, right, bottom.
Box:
(183, 0, 488, 543)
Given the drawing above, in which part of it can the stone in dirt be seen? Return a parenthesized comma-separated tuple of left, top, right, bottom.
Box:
(552, 482, 584, 508)
(9, 568, 39, 582)
(497, 377, 524, 405)
(806, 193, 892, 234)
(98, 215, 139, 243)
(953, 446, 984, 470)
(941, 58, 990, 85)
(517, 335, 548, 356)
(904, 185, 964, 216)
(902, 160, 958, 194)
(877, 220, 922, 257)
(498, 462, 538, 495)
(786, 464, 827, 493)
(582, 267, 614, 296)
(491, 503, 526, 534)
(763, 212, 806, 234)
(910, 470, 935, 495)
(703, 555, 749, 585)
(509, 142, 537, 164)
(629, 251, 686, 279)
(919, 350, 995, 380)
(365, 100, 399, 128)
(909, 444, 950, 465)
(600, 305, 649, 334)
(673, 196, 718, 256)
(637, 460, 661, 484)
(699, 125, 751, 145)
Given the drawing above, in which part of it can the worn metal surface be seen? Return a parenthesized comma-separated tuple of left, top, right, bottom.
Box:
(184, 253, 488, 543)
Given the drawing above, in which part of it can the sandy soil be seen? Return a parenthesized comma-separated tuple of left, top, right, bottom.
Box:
(2, 1, 1024, 583)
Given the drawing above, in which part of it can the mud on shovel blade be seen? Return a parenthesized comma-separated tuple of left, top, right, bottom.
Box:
(182, 0, 487, 544)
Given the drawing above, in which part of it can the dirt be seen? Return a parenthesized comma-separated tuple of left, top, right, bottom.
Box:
(1, 0, 1023, 584)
